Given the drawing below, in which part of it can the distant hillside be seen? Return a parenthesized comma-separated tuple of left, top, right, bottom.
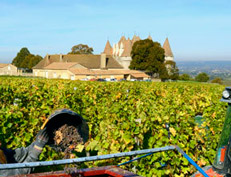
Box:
(176, 60, 231, 79)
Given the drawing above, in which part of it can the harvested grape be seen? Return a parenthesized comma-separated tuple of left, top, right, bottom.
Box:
(54, 124, 83, 158)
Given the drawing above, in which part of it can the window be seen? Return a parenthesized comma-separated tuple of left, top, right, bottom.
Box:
(45, 72, 48, 78)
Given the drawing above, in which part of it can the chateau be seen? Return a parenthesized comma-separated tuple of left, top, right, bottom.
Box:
(103, 35, 174, 69)
(33, 53, 149, 80)
(32, 35, 174, 81)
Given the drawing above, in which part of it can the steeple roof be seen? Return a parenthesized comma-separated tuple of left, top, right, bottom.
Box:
(103, 40, 113, 55)
(147, 35, 152, 40)
(118, 36, 126, 45)
(132, 35, 141, 44)
(121, 38, 132, 57)
(163, 38, 173, 57)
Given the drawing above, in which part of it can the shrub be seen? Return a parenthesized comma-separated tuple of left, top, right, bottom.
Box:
(179, 73, 191, 81)
(211, 77, 223, 85)
(195, 72, 209, 82)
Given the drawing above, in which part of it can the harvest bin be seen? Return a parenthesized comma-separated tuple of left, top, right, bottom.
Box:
(9, 166, 141, 177)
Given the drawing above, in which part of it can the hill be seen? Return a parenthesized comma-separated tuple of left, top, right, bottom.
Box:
(177, 60, 231, 79)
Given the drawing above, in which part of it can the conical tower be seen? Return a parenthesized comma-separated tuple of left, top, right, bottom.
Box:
(121, 38, 132, 57)
(147, 35, 152, 41)
(118, 36, 126, 46)
(163, 38, 174, 61)
(132, 35, 141, 44)
(103, 40, 113, 55)
(163, 38, 173, 57)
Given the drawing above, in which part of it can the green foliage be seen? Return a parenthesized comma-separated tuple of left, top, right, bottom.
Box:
(129, 39, 168, 80)
(21, 54, 43, 70)
(12, 48, 30, 68)
(165, 61, 179, 80)
(68, 44, 93, 54)
(179, 74, 191, 81)
(0, 77, 226, 176)
(195, 73, 210, 82)
(211, 77, 223, 85)
(12, 48, 42, 70)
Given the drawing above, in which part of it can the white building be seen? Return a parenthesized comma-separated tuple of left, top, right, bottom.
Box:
(0, 63, 19, 75)
(103, 35, 174, 69)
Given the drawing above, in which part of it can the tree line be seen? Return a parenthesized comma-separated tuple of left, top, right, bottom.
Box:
(179, 73, 223, 84)
(11, 44, 93, 71)
(12, 48, 43, 71)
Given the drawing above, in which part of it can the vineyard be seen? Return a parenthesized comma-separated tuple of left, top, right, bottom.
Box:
(0, 77, 227, 176)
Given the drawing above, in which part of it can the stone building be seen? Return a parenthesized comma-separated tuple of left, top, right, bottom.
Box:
(0, 63, 19, 75)
(103, 35, 174, 69)
(33, 53, 149, 80)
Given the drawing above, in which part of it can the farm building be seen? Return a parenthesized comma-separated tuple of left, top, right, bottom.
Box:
(33, 53, 149, 80)
(0, 63, 19, 76)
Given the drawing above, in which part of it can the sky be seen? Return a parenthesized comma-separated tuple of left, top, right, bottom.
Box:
(0, 0, 231, 63)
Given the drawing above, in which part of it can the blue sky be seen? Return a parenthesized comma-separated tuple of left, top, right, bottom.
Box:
(0, 0, 230, 63)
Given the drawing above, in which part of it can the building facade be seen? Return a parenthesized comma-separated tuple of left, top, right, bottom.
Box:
(33, 53, 149, 80)
(0, 63, 19, 75)
(103, 35, 174, 69)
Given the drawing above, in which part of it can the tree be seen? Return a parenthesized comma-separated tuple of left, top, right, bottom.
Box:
(68, 44, 93, 54)
(12, 47, 30, 68)
(129, 39, 168, 80)
(158, 63, 169, 80)
(211, 77, 223, 85)
(195, 72, 210, 82)
(29, 55, 43, 69)
(179, 73, 191, 81)
(165, 61, 179, 80)
(21, 54, 43, 70)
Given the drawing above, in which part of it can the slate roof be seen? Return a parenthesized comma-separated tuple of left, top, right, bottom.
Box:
(92, 69, 148, 75)
(147, 35, 153, 40)
(130, 73, 149, 78)
(69, 69, 149, 77)
(0, 63, 8, 68)
(163, 38, 174, 57)
(121, 38, 132, 57)
(132, 35, 141, 44)
(69, 68, 92, 75)
(43, 62, 79, 70)
(118, 36, 126, 45)
(33, 54, 123, 69)
(103, 40, 113, 55)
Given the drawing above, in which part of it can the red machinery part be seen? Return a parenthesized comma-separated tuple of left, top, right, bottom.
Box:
(195, 167, 224, 177)
(8, 166, 141, 177)
(220, 146, 227, 163)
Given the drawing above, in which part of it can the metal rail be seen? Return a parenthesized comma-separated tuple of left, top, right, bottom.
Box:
(174, 146, 209, 177)
(117, 152, 154, 167)
(0, 146, 175, 170)
(0, 145, 209, 177)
